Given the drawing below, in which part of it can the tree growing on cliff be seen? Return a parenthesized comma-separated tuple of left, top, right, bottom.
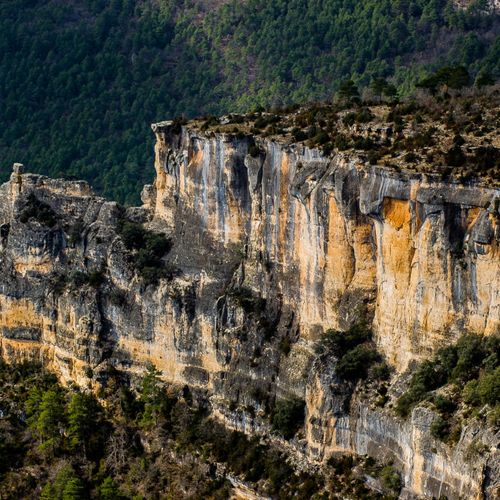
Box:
(138, 363, 171, 428)
(271, 397, 305, 439)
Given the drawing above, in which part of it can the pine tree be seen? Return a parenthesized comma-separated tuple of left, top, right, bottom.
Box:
(139, 363, 164, 428)
(67, 392, 100, 456)
(25, 386, 43, 427)
(36, 388, 65, 456)
(37, 389, 64, 439)
(62, 477, 85, 500)
(40, 482, 55, 500)
(370, 77, 388, 101)
(99, 476, 124, 500)
(336, 79, 360, 104)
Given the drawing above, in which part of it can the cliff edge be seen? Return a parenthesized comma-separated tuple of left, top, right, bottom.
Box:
(0, 102, 499, 498)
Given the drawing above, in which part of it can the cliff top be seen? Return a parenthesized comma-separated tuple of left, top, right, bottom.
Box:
(170, 88, 500, 187)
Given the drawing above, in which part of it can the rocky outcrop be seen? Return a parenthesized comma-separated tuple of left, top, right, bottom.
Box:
(0, 122, 499, 498)
(150, 122, 500, 370)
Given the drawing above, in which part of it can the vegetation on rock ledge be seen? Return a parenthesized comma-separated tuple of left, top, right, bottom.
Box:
(396, 332, 500, 443)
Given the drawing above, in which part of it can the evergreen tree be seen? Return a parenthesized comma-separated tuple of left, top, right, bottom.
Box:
(25, 386, 43, 427)
(475, 70, 494, 87)
(99, 476, 124, 500)
(42, 464, 82, 500)
(370, 78, 389, 101)
(62, 477, 85, 500)
(139, 363, 165, 428)
(36, 388, 65, 455)
(67, 392, 101, 456)
(336, 79, 360, 104)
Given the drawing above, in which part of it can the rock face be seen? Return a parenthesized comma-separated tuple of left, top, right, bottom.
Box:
(1, 123, 499, 498)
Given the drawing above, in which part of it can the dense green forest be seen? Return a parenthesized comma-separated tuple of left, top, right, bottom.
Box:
(0, 361, 396, 499)
(0, 0, 498, 203)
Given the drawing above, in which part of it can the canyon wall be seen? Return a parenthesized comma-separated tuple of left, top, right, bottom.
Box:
(150, 122, 500, 369)
(0, 126, 499, 498)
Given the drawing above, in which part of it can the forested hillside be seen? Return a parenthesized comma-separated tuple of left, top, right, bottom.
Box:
(1, 0, 498, 203)
(0, 361, 385, 499)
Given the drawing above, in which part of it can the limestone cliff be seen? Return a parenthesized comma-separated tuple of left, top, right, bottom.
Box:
(0, 122, 499, 498)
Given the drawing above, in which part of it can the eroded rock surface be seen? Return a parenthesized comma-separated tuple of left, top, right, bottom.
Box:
(1, 123, 499, 498)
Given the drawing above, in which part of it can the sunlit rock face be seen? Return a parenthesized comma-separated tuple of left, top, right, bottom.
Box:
(1, 123, 499, 498)
(152, 122, 500, 369)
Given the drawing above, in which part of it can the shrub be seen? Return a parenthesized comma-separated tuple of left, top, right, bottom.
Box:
(230, 287, 266, 314)
(355, 108, 374, 123)
(316, 324, 371, 358)
(476, 367, 500, 406)
(368, 150, 382, 165)
(353, 136, 375, 150)
(335, 345, 378, 381)
(292, 128, 307, 142)
(430, 416, 450, 441)
(445, 145, 466, 167)
(395, 392, 418, 418)
(487, 405, 500, 427)
(451, 334, 486, 382)
(395, 361, 444, 417)
(118, 220, 172, 285)
(413, 129, 435, 148)
(19, 193, 57, 228)
(462, 379, 480, 406)
(312, 129, 330, 145)
(171, 115, 188, 134)
(433, 395, 457, 414)
(67, 268, 104, 289)
(370, 362, 391, 381)
(271, 397, 305, 439)
(327, 455, 354, 476)
(435, 345, 458, 379)
(119, 221, 147, 250)
(342, 112, 356, 126)
(49, 273, 68, 295)
(404, 152, 419, 163)
(334, 133, 350, 150)
(380, 465, 402, 492)
(471, 146, 500, 171)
